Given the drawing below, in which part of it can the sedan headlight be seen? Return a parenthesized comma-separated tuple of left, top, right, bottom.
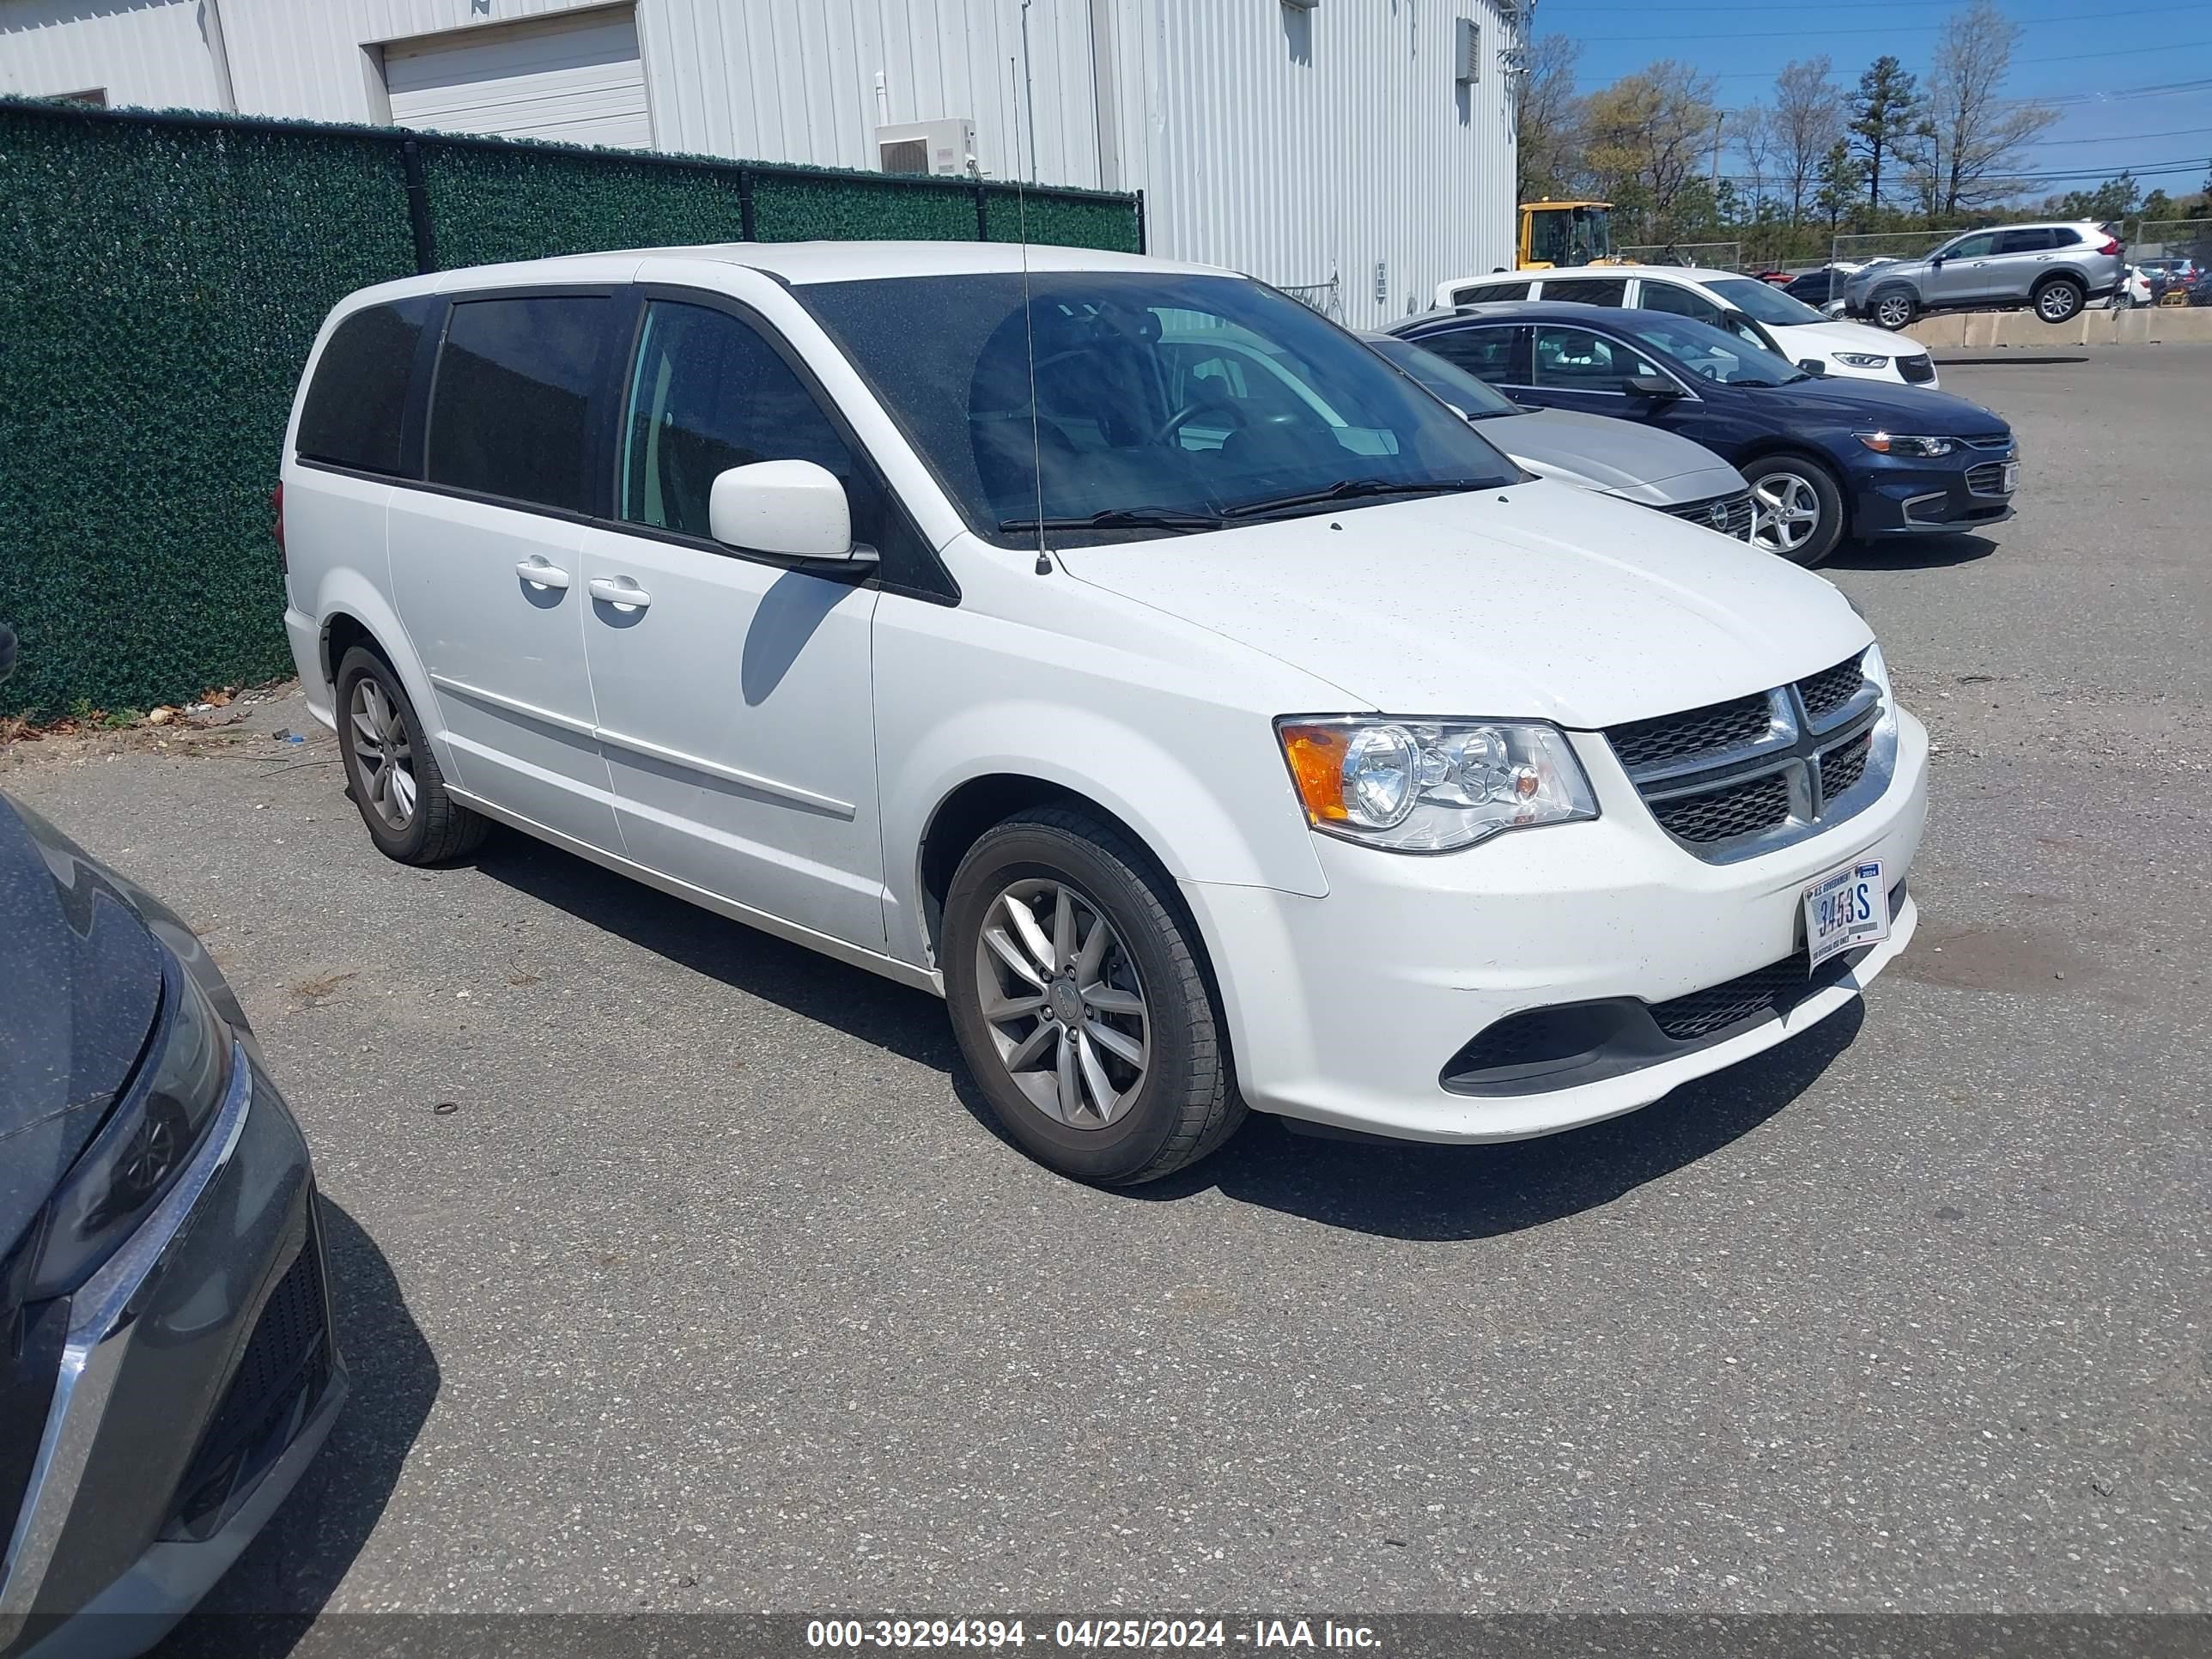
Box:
(26, 945, 233, 1299)
(1834, 352, 1891, 369)
(1856, 431, 1955, 458)
(1276, 717, 1597, 852)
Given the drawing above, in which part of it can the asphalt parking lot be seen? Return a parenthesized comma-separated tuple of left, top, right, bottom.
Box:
(5, 348, 2207, 1633)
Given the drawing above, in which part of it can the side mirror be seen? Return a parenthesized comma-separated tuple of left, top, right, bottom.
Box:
(1624, 374, 1680, 399)
(0, 623, 15, 684)
(708, 460, 871, 564)
(1929, 253, 1946, 267)
(1797, 358, 1829, 376)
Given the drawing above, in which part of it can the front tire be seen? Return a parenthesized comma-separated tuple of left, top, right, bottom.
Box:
(1742, 454, 1846, 568)
(943, 807, 1245, 1185)
(2034, 276, 2086, 324)
(1871, 288, 1918, 331)
(334, 646, 489, 865)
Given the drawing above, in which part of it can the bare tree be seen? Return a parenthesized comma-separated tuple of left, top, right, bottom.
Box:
(1516, 33, 1585, 204)
(1581, 60, 1723, 239)
(1771, 57, 1843, 227)
(1911, 1, 2058, 216)
(1733, 103, 1776, 216)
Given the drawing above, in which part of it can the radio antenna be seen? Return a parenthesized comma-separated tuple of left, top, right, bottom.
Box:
(1012, 55, 1050, 576)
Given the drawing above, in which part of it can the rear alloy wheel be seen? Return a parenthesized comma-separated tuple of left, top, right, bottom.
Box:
(944, 808, 1244, 1185)
(2034, 276, 2086, 325)
(1742, 455, 1845, 568)
(334, 646, 489, 865)
(1872, 289, 1917, 331)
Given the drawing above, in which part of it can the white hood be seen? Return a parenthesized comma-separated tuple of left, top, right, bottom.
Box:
(1055, 479, 1872, 730)
(1771, 318, 1923, 360)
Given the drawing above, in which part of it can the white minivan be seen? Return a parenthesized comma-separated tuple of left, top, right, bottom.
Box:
(280, 242, 1928, 1184)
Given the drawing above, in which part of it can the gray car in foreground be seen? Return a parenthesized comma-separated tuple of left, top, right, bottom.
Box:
(1364, 332, 1755, 539)
(1842, 221, 2125, 330)
(0, 628, 343, 1659)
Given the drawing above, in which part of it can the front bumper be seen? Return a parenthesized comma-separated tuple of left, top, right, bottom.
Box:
(1181, 709, 1929, 1144)
(1851, 450, 2017, 538)
(1, 1048, 343, 1659)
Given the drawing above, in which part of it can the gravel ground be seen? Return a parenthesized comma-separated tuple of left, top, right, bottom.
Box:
(3, 349, 2205, 1633)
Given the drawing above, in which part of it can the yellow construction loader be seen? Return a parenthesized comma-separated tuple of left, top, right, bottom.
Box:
(1518, 200, 1618, 270)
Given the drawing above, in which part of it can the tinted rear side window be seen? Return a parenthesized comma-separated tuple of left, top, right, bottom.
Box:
(1542, 278, 1626, 307)
(296, 299, 435, 475)
(428, 295, 608, 513)
(1450, 280, 1531, 305)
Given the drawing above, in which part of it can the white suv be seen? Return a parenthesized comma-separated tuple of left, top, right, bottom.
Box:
(1436, 265, 1940, 388)
(280, 243, 1928, 1183)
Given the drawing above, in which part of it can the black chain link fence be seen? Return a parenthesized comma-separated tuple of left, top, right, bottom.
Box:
(0, 100, 1141, 720)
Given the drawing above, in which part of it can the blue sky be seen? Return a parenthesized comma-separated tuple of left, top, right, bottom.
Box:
(1536, 0, 2212, 204)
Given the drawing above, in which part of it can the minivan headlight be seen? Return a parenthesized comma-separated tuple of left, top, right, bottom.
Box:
(1856, 431, 1954, 458)
(1276, 717, 1597, 852)
(26, 946, 233, 1300)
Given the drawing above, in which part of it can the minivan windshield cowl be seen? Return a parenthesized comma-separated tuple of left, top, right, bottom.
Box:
(796, 272, 1521, 548)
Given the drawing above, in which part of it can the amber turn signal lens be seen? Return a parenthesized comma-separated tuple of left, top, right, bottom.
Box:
(1279, 723, 1351, 822)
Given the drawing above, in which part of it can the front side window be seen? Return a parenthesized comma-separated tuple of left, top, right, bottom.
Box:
(298, 298, 436, 476)
(797, 272, 1517, 546)
(1532, 325, 1663, 393)
(1635, 282, 1723, 325)
(1542, 277, 1626, 307)
(1944, 233, 1997, 260)
(427, 295, 607, 513)
(618, 300, 879, 549)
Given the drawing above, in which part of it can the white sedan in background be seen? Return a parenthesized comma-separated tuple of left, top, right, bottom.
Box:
(1436, 264, 1940, 389)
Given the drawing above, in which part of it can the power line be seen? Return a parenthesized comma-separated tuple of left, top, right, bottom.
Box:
(2035, 124, 2212, 144)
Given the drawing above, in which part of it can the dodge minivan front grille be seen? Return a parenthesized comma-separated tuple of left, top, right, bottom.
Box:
(1604, 652, 1889, 861)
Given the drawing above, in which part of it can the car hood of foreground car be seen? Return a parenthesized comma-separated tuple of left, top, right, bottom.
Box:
(0, 794, 166, 1262)
(1056, 478, 1871, 728)
(1488, 407, 1745, 506)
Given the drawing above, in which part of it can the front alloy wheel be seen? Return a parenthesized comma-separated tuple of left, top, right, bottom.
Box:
(1751, 471, 1822, 557)
(975, 878, 1149, 1127)
(1874, 292, 1916, 330)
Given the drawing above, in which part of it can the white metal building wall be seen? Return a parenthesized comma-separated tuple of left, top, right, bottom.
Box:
(0, 0, 230, 109)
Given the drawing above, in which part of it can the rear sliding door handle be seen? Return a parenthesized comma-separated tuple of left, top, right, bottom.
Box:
(587, 575, 653, 609)
(515, 557, 570, 589)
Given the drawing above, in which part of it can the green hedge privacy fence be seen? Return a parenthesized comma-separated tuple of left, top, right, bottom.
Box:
(0, 100, 1144, 720)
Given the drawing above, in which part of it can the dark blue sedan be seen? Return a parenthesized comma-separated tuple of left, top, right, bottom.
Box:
(1386, 302, 2017, 566)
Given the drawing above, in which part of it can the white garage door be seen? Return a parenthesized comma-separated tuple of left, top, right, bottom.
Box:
(385, 7, 652, 149)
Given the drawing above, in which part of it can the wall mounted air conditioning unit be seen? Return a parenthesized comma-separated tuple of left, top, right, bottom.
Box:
(1455, 17, 1481, 83)
(875, 118, 975, 176)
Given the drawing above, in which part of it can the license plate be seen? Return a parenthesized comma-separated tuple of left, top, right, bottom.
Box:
(1803, 857, 1888, 971)
(2002, 461, 2020, 493)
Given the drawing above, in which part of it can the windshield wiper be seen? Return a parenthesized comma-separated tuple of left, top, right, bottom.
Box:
(999, 506, 1225, 534)
(1220, 477, 1492, 519)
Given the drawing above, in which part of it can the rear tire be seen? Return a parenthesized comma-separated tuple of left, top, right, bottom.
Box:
(2033, 276, 2086, 324)
(1742, 454, 1846, 568)
(1870, 288, 1918, 331)
(334, 646, 489, 866)
(943, 807, 1245, 1186)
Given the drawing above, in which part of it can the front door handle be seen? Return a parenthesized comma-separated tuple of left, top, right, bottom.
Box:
(515, 557, 570, 589)
(587, 575, 653, 609)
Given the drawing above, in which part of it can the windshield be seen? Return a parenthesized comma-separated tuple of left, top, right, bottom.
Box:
(1623, 314, 1810, 387)
(797, 273, 1518, 546)
(1528, 205, 1610, 269)
(1705, 276, 1827, 327)
(1365, 336, 1522, 419)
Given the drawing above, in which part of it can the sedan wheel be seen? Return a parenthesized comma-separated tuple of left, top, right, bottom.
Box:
(975, 877, 1149, 1128)
(1750, 471, 1822, 558)
(348, 677, 416, 831)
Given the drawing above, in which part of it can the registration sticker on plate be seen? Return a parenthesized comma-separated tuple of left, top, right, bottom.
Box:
(1803, 858, 1888, 971)
(2002, 460, 2020, 494)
